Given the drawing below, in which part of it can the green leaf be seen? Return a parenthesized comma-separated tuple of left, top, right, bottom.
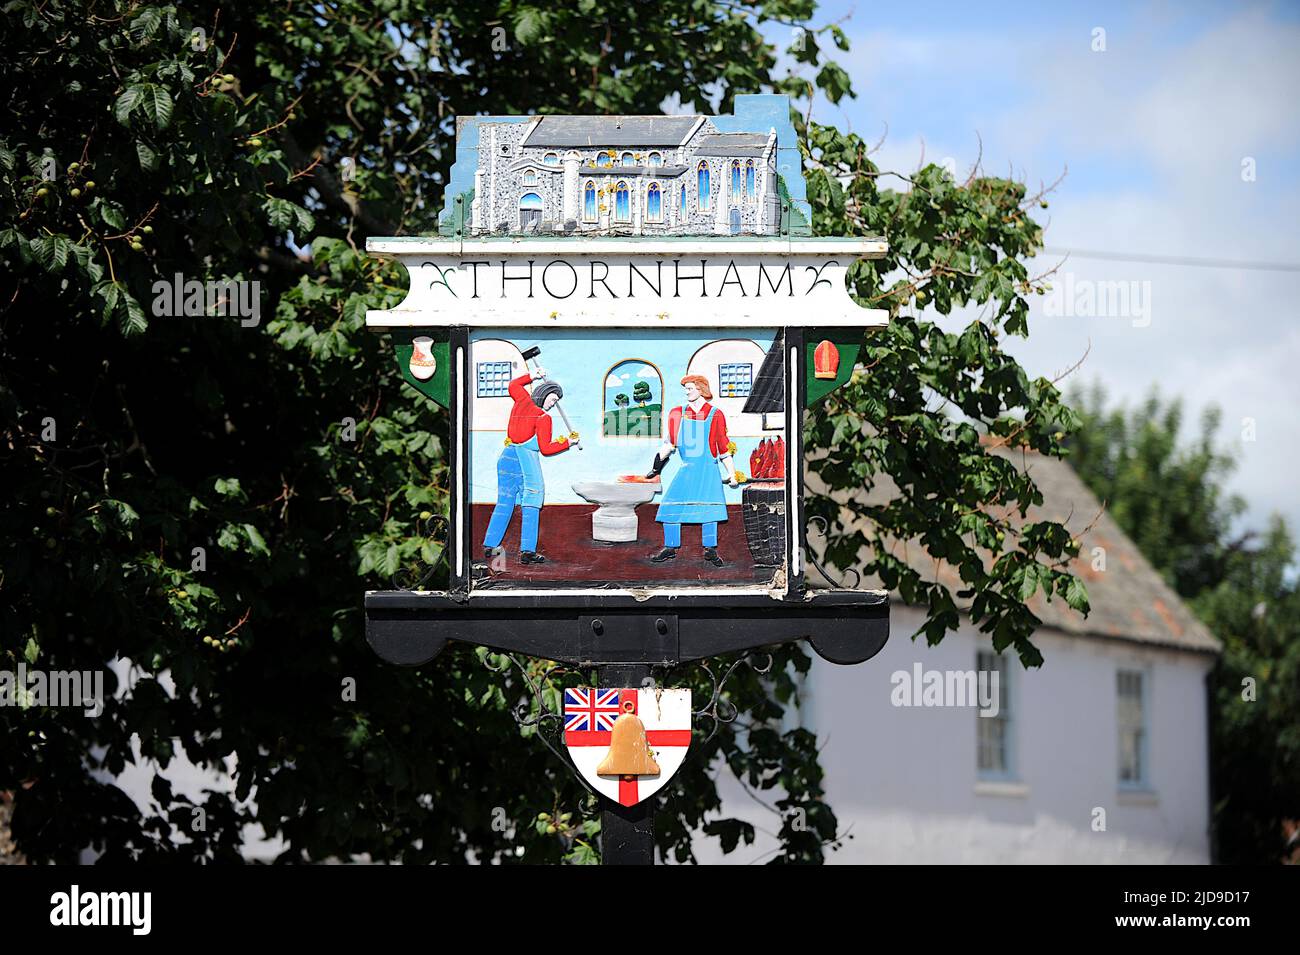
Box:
(30, 234, 70, 272)
(140, 85, 174, 130)
(136, 141, 159, 171)
(242, 523, 270, 557)
(24, 636, 39, 664)
(114, 85, 144, 125)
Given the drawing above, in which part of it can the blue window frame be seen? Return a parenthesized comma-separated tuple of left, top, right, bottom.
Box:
(477, 361, 513, 397)
(583, 181, 597, 220)
(614, 181, 630, 222)
(518, 192, 543, 229)
(697, 161, 710, 211)
(745, 160, 755, 197)
(647, 183, 662, 221)
(731, 161, 742, 200)
(718, 362, 752, 398)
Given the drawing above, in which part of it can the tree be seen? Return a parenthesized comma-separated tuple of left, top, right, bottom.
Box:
(614, 393, 630, 409)
(1066, 387, 1300, 863)
(1, 0, 1083, 863)
(633, 380, 652, 407)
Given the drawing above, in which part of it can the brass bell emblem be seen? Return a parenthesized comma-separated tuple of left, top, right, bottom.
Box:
(597, 701, 661, 777)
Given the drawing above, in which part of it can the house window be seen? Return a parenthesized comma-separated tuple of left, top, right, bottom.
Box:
(543, 152, 559, 165)
(583, 181, 597, 221)
(476, 361, 514, 397)
(522, 169, 537, 186)
(977, 650, 1013, 778)
(731, 160, 742, 200)
(745, 160, 755, 197)
(680, 183, 687, 217)
(597, 151, 614, 167)
(518, 192, 543, 229)
(717, 362, 752, 398)
(1118, 670, 1148, 787)
(697, 161, 710, 211)
(647, 151, 662, 166)
(646, 182, 662, 222)
(621, 151, 635, 166)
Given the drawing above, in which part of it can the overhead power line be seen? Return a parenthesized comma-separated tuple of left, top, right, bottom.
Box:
(1041, 247, 1300, 273)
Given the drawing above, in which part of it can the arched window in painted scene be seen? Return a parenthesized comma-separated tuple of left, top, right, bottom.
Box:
(621, 151, 635, 166)
(731, 160, 742, 200)
(729, 207, 741, 235)
(647, 151, 663, 166)
(745, 160, 755, 198)
(603, 359, 663, 438)
(543, 152, 559, 165)
(614, 181, 630, 222)
(646, 182, 662, 222)
(519, 192, 543, 229)
(583, 181, 597, 221)
(697, 161, 710, 211)
(680, 183, 687, 216)
(597, 151, 614, 167)
(522, 169, 537, 185)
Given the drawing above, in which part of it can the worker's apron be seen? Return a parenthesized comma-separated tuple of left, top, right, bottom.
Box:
(655, 408, 727, 526)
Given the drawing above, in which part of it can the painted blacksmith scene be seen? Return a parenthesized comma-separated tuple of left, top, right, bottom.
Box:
(469, 329, 789, 587)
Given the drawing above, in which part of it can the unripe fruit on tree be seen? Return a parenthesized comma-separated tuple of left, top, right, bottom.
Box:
(248, 137, 262, 147)
(142, 225, 153, 234)
(70, 187, 82, 198)
(419, 510, 433, 520)
(85, 181, 96, 190)
(222, 73, 235, 83)
(283, 19, 293, 30)
(35, 186, 48, 197)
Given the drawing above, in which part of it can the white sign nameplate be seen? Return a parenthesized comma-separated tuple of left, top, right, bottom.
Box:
(366, 238, 888, 328)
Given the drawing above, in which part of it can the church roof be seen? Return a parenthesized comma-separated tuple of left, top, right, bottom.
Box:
(522, 115, 702, 148)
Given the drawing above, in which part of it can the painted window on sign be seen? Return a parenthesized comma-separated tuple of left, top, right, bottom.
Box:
(697, 161, 710, 211)
(614, 181, 630, 222)
(519, 192, 543, 229)
(680, 183, 687, 216)
(976, 649, 1013, 778)
(603, 359, 663, 438)
(648, 151, 662, 166)
(746, 160, 755, 197)
(621, 152, 635, 166)
(583, 181, 597, 220)
(1118, 670, 1147, 787)
(477, 361, 514, 398)
(731, 160, 742, 200)
(647, 182, 662, 222)
(522, 169, 537, 185)
(543, 152, 559, 165)
(718, 362, 753, 398)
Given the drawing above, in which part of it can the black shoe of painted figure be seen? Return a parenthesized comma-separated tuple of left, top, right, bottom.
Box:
(703, 547, 725, 567)
(484, 546, 501, 562)
(520, 551, 546, 564)
(650, 547, 678, 563)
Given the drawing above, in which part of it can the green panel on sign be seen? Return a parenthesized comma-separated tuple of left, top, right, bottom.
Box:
(392, 330, 450, 407)
(805, 335, 862, 405)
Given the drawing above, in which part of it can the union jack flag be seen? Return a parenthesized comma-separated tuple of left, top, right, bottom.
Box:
(563, 688, 621, 732)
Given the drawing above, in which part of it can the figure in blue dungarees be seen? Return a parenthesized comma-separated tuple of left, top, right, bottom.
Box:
(649, 374, 739, 568)
(483, 368, 577, 564)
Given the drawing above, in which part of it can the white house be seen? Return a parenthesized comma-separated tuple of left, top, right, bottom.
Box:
(696, 447, 1220, 864)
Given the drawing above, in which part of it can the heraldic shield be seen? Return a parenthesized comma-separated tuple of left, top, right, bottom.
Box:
(563, 687, 692, 807)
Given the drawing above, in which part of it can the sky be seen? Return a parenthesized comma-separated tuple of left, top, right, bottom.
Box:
(770, 0, 1300, 538)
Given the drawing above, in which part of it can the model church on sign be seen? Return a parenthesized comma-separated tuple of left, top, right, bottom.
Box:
(449, 96, 810, 237)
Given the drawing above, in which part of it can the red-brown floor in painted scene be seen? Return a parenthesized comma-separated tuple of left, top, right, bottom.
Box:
(471, 503, 779, 586)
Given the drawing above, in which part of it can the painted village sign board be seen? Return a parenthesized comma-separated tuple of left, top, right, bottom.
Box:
(363, 95, 891, 820)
